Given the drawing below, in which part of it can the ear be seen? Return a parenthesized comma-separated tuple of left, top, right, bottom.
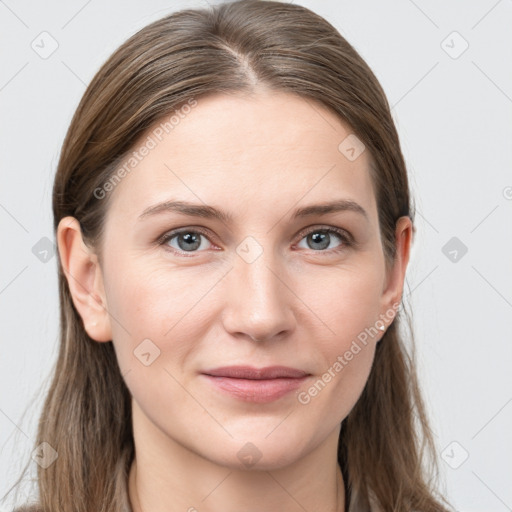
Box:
(379, 216, 413, 327)
(56, 216, 112, 342)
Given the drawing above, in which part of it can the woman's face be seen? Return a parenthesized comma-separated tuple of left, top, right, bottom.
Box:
(84, 91, 409, 469)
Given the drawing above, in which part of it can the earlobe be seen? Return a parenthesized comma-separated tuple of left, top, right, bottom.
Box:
(56, 216, 112, 342)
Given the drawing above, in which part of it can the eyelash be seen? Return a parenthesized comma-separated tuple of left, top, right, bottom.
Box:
(156, 225, 354, 257)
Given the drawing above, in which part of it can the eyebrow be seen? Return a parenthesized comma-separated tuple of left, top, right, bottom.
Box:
(138, 199, 369, 223)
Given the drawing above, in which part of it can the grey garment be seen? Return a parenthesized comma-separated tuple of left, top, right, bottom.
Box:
(12, 487, 379, 512)
(347, 485, 381, 512)
(12, 469, 381, 512)
(119, 465, 132, 512)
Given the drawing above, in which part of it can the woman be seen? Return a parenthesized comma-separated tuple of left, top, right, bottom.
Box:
(8, 1, 454, 510)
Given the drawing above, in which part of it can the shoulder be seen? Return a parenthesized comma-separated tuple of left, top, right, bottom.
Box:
(12, 505, 43, 512)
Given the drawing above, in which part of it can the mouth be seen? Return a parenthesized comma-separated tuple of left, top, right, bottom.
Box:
(200, 365, 311, 403)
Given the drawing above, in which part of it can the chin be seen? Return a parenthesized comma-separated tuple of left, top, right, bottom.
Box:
(198, 432, 311, 471)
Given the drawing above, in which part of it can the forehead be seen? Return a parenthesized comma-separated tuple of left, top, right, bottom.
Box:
(105, 91, 377, 224)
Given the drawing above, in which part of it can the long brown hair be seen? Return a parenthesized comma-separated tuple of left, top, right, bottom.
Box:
(6, 1, 453, 510)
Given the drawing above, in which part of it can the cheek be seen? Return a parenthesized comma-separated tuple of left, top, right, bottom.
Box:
(296, 259, 384, 346)
(294, 261, 382, 406)
(103, 260, 220, 421)
(296, 312, 377, 434)
(102, 257, 223, 369)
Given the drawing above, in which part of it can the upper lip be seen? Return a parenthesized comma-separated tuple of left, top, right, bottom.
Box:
(202, 365, 309, 379)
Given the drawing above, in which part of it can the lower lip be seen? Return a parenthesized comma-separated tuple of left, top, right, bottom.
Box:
(201, 375, 309, 403)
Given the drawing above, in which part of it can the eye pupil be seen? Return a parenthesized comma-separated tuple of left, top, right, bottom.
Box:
(308, 231, 330, 250)
(178, 232, 201, 251)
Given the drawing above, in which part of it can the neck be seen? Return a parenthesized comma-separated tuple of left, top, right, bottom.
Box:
(129, 459, 345, 512)
(128, 403, 345, 512)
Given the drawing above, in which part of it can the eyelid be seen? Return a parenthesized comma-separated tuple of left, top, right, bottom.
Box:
(156, 224, 355, 255)
(155, 226, 218, 249)
(294, 224, 354, 246)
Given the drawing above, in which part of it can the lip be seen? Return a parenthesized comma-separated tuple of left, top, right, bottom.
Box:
(201, 365, 311, 403)
(202, 365, 309, 379)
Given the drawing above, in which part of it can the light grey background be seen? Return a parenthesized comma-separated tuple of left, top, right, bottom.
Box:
(1, 1, 511, 510)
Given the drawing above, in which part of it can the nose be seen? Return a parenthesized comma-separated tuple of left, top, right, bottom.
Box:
(221, 245, 296, 343)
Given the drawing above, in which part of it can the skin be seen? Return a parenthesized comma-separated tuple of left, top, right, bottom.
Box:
(58, 90, 412, 512)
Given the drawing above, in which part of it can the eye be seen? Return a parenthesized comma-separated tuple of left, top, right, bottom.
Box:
(157, 225, 353, 257)
(295, 226, 352, 253)
(158, 228, 215, 255)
